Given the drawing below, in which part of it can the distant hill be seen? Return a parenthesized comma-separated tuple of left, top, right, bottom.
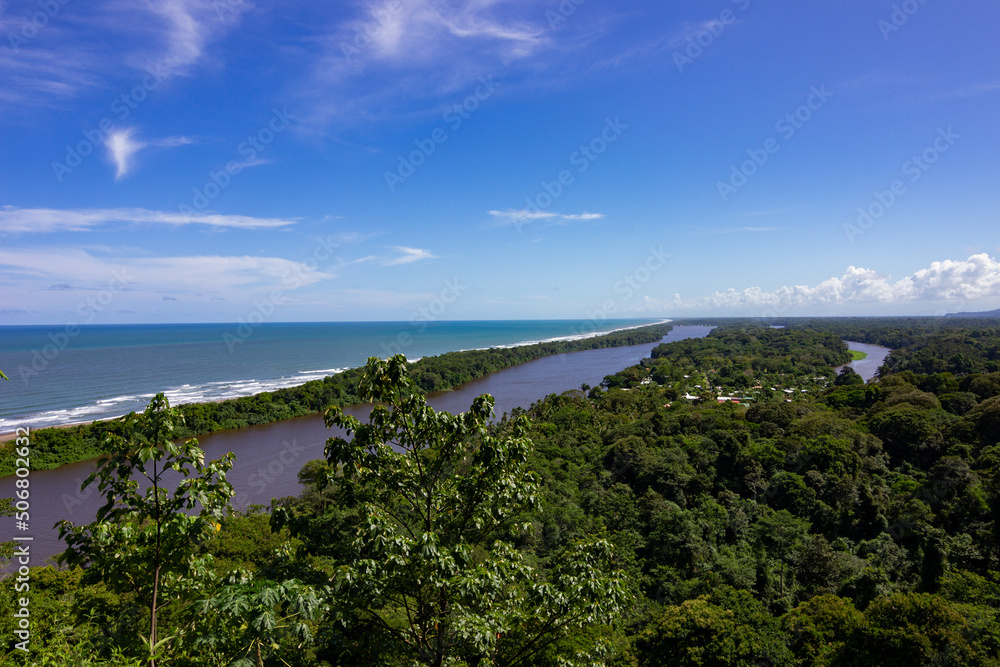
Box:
(944, 308, 1000, 318)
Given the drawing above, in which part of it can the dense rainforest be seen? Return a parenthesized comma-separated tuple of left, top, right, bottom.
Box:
(3, 318, 1000, 665)
(0, 323, 675, 476)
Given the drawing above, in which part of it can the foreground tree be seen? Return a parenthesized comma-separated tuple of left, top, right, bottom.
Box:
(57, 394, 236, 665)
(278, 355, 631, 665)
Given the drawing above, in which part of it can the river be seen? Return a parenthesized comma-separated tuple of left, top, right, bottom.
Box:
(840, 341, 893, 382)
(7, 328, 893, 566)
(6, 325, 715, 565)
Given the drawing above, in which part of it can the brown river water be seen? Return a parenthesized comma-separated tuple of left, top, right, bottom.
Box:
(5, 329, 892, 566)
(4, 325, 716, 565)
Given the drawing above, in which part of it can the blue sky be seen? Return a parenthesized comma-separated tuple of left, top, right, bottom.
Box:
(1, 0, 999, 324)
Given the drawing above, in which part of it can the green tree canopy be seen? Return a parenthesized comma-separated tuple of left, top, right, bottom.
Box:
(56, 394, 236, 665)
(282, 355, 631, 666)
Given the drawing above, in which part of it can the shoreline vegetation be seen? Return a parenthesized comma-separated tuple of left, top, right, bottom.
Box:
(849, 349, 869, 360)
(8, 320, 1000, 664)
(0, 321, 677, 476)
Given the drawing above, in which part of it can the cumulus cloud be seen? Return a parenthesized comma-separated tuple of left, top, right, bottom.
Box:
(699, 255, 1000, 308)
(637, 255, 1000, 314)
(0, 206, 298, 233)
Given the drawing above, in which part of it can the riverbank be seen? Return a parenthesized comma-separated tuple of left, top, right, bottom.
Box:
(1, 325, 713, 565)
(838, 341, 892, 382)
(0, 322, 675, 475)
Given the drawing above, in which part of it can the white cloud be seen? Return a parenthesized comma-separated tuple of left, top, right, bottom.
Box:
(147, 0, 210, 79)
(155, 135, 197, 148)
(300, 0, 550, 127)
(0, 0, 249, 111)
(0, 206, 299, 233)
(382, 246, 439, 266)
(339, 0, 543, 67)
(488, 209, 604, 227)
(941, 80, 1000, 99)
(105, 129, 144, 179)
(104, 129, 195, 179)
(488, 209, 559, 224)
(645, 254, 1000, 313)
(559, 212, 605, 221)
(0, 247, 335, 294)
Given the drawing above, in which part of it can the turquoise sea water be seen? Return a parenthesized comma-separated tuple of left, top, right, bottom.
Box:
(0, 319, 664, 430)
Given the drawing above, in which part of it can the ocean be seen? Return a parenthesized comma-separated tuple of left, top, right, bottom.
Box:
(0, 319, 665, 431)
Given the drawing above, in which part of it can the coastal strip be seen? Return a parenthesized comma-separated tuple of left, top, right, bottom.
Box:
(0, 322, 674, 476)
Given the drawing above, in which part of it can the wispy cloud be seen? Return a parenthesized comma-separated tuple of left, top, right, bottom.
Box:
(593, 19, 725, 72)
(146, 0, 214, 79)
(488, 209, 559, 224)
(0, 0, 250, 112)
(326, 0, 544, 71)
(941, 80, 1000, 99)
(0, 247, 336, 294)
(299, 0, 552, 128)
(0, 206, 299, 233)
(105, 129, 143, 179)
(104, 128, 195, 179)
(382, 246, 439, 266)
(488, 209, 604, 227)
(551, 212, 605, 224)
